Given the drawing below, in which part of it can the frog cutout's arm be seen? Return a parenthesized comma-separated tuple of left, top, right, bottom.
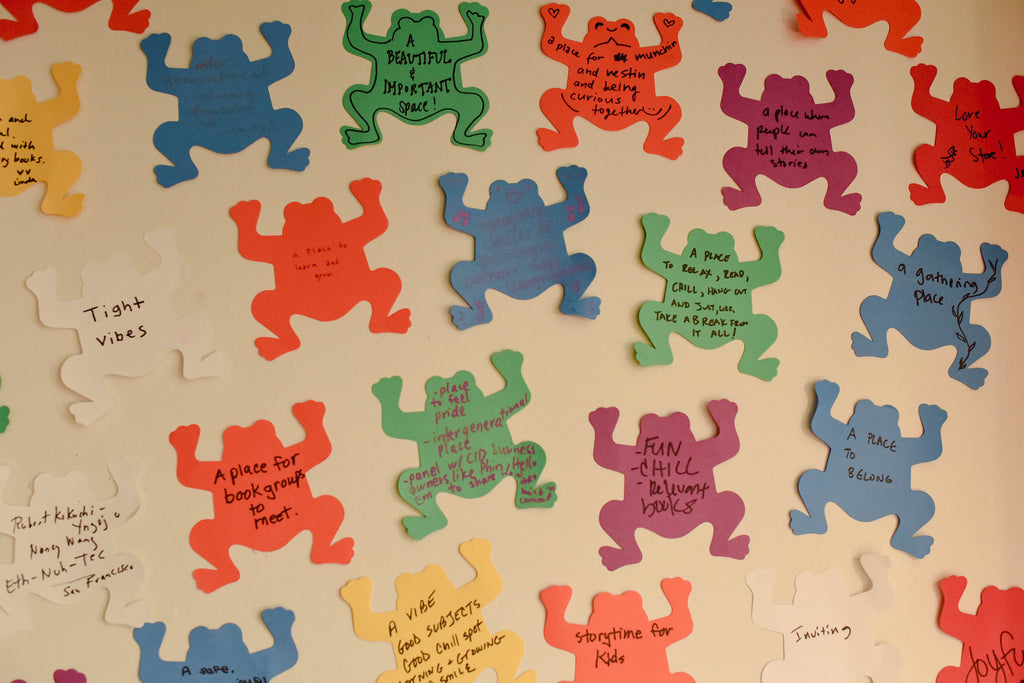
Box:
(746, 567, 791, 630)
(909, 64, 947, 121)
(0, 466, 28, 522)
(140, 33, 188, 95)
(1009, 76, 1024, 129)
(372, 376, 423, 441)
(456, 538, 501, 606)
(589, 407, 631, 471)
(253, 22, 297, 84)
(539, 585, 580, 651)
(37, 62, 81, 129)
(639, 213, 676, 279)
(341, 0, 379, 58)
(134, 622, 180, 681)
(718, 63, 760, 121)
(854, 554, 894, 614)
(937, 575, 971, 638)
(343, 178, 389, 247)
(539, 4, 580, 67)
(340, 576, 396, 641)
(449, 3, 488, 61)
(820, 69, 855, 125)
(644, 14, 684, 72)
(230, 200, 281, 265)
(904, 403, 947, 465)
(106, 457, 141, 521)
(25, 267, 81, 329)
(439, 172, 486, 237)
(141, 227, 188, 295)
(691, 399, 740, 467)
(482, 350, 529, 420)
(870, 212, 909, 275)
(810, 380, 845, 445)
(169, 424, 219, 492)
(289, 400, 332, 470)
(967, 243, 1009, 299)
(251, 607, 299, 678)
(655, 577, 694, 644)
(541, 165, 589, 231)
(742, 226, 785, 287)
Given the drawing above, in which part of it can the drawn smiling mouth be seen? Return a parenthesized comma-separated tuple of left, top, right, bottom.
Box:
(594, 37, 628, 47)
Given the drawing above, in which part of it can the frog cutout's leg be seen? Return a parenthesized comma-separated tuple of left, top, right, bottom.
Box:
(865, 642, 903, 683)
(851, 295, 890, 358)
(39, 149, 84, 217)
(721, 147, 764, 209)
(341, 87, 384, 148)
(512, 441, 557, 508)
(60, 354, 118, 425)
(448, 92, 491, 150)
(692, 0, 732, 21)
(175, 312, 224, 379)
(397, 465, 448, 540)
(307, 494, 355, 565)
(363, 268, 412, 334)
(189, 518, 242, 593)
(0, 404, 9, 432)
(152, 121, 200, 188)
(634, 300, 676, 366)
(1005, 169, 1024, 213)
(949, 320, 990, 389)
(558, 254, 600, 319)
(449, 260, 495, 330)
(474, 629, 535, 683)
(102, 551, 148, 627)
(250, 290, 302, 361)
(265, 108, 310, 171)
(598, 498, 644, 570)
(0, 0, 42, 40)
(882, 11, 923, 57)
(0, 593, 32, 636)
(704, 490, 750, 559)
(735, 313, 780, 381)
(889, 489, 935, 558)
(795, 5, 829, 37)
(821, 151, 862, 215)
(642, 96, 685, 160)
(789, 468, 829, 535)
(108, 0, 151, 32)
(909, 144, 947, 206)
(537, 88, 580, 151)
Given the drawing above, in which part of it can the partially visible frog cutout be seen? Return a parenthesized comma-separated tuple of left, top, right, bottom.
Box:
(140, 22, 309, 188)
(937, 575, 1024, 683)
(0, 373, 9, 433)
(795, 0, 922, 57)
(439, 166, 599, 329)
(170, 400, 353, 593)
(0, 62, 83, 216)
(0, 0, 149, 40)
(746, 554, 901, 683)
(719, 63, 860, 215)
(852, 212, 1007, 390)
(341, 538, 537, 683)
(0, 458, 146, 638)
(590, 401, 749, 571)
(230, 179, 411, 361)
(538, 5, 684, 159)
(373, 350, 555, 540)
(909, 65, 1024, 214)
(341, 1, 491, 150)
(133, 608, 297, 683)
(10, 670, 86, 683)
(791, 380, 946, 559)
(692, 0, 731, 22)
(635, 213, 783, 381)
(541, 579, 694, 683)
(26, 227, 222, 426)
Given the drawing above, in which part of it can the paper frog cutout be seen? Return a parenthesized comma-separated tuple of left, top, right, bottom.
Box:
(852, 212, 1007, 390)
(0, 373, 8, 433)
(795, 0, 922, 57)
(26, 227, 222, 426)
(170, 400, 353, 593)
(341, 1, 491, 150)
(791, 380, 946, 558)
(373, 350, 555, 540)
(0, 458, 146, 638)
(230, 179, 411, 361)
(746, 554, 901, 683)
(0, 62, 83, 216)
(540, 579, 694, 683)
(719, 63, 860, 214)
(937, 575, 1024, 683)
(0, 0, 148, 39)
(692, 0, 731, 22)
(140, 22, 309, 188)
(635, 213, 784, 381)
(439, 165, 599, 329)
(909, 65, 1024, 213)
(341, 538, 537, 683)
(133, 607, 297, 683)
(10, 670, 86, 683)
(538, 5, 684, 159)
(590, 401, 749, 571)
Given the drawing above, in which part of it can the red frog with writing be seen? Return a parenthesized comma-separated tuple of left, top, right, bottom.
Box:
(0, 0, 149, 40)
(937, 575, 1024, 683)
(795, 0, 923, 56)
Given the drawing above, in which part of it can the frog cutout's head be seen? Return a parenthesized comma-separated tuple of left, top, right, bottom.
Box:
(223, 420, 282, 454)
(190, 35, 247, 70)
(583, 17, 639, 50)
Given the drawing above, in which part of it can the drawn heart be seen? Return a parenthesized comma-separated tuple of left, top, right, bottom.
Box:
(663, 18, 676, 27)
(547, 7, 560, 18)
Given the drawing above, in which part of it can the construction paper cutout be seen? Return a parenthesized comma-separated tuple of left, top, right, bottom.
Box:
(795, 0, 922, 57)
(0, 62, 83, 216)
(170, 400, 353, 593)
(0, 0, 149, 40)
(909, 65, 1024, 213)
(0, 374, 8, 433)
(692, 0, 731, 22)
(373, 350, 555, 540)
(719, 63, 860, 214)
(341, 538, 537, 683)
(134, 608, 297, 682)
(746, 554, 901, 683)
(26, 228, 222, 426)
(341, 1, 491, 150)
(937, 575, 1024, 683)
(230, 180, 411, 361)
(0, 458, 146, 638)
(540, 579, 694, 682)
(140, 22, 309, 188)
(635, 213, 783, 380)
(439, 166, 599, 329)
(538, 5, 684, 159)
(590, 401, 749, 571)
(853, 212, 1007, 389)
(791, 380, 946, 558)
(10, 670, 86, 683)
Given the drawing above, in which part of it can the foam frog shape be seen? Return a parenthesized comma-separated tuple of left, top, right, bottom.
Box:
(0, 0, 149, 39)
(937, 575, 1024, 683)
(0, 62, 83, 216)
(170, 400, 353, 593)
(719, 63, 860, 214)
(692, 0, 731, 22)
(909, 65, 1024, 214)
(791, 380, 946, 558)
(439, 166, 599, 329)
(140, 22, 309, 188)
(341, 538, 537, 683)
(852, 212, 1007, 390)
(538, 5, 684, 158)
(746, 554, 901, 683)
(635, 213, 783, 380)
(795, 0, 922, 57)
(10, 670, 86, 683)
(133, 608, 297, 683)
(373, 350, 555, 540)
(540, 579, 694, 683)
(26, 227, 222, 426)
(341, 1, 490, 149)
(0, 458, 146, 638)
(230, 179, 411, 361)
(590, 401, 749, 571)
